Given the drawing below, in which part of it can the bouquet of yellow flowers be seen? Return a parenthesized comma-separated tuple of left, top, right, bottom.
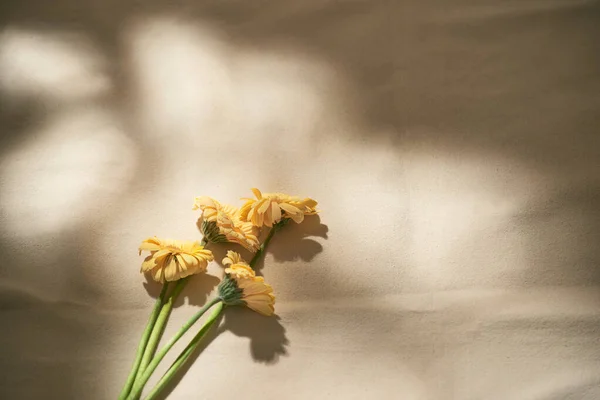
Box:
(118, 188, 318, 400)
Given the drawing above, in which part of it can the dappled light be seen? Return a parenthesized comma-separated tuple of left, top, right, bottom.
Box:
(0, 108, 137, 238)
(1, 1, 599, 399)
(0, 28, 111, 102)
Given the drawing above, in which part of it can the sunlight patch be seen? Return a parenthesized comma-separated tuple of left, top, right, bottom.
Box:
(0, 109, 137, 237)
(0, 28, 110, 102)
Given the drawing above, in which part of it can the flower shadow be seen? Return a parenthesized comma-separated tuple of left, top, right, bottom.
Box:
(220, 306, 289, 364)
(178, 274, 220, 307)
(142, 275, 162, 298)
(142, 274, 220, 308)
(152, 307, 288, 400)
(254, 215, 328, 274)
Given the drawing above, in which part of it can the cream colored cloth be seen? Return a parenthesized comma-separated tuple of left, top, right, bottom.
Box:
(1, 0, 600, 399)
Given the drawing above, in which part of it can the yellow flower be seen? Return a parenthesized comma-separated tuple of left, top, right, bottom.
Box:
(239, 188, 318, 227)
(139, 237, 214, 283)
(193, 196, 260, 252)
(223, 250, 254, 279)
(236, 277, 276, 316)
(218, 252, 275, 316)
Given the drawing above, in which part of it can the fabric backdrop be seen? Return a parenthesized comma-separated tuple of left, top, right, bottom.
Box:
(1, 0, 600, 399)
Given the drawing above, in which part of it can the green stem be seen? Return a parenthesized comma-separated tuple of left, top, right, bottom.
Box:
(118, 283, 170, 400)
(249, 225, 277, 267)
(142, 222, 283, 399)
(127, 297, 223, 400)
(143, 302, 225, 400)
(136, 278, 188, 381)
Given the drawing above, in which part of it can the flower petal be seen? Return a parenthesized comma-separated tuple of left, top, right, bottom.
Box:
(245, 293, 275, 316)
(153, 267, 164, 283)
(257, 198, 271, 214)
(238, 279, 273, 295)
(279, 203, 304, 223)
(271, 202, 281, 223)
(251, 188, 263, 199)
(164, 256, 178, 281)
(141, 256, 157, 273)
(193, 196, 216, 210)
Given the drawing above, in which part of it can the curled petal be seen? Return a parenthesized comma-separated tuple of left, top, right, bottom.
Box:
(223, 251, 244, 266)
(251, 188, 263, 199)
(225, 264, 255, 280)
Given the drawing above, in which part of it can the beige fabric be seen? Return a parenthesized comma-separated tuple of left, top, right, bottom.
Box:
(1, 0, 600, 399)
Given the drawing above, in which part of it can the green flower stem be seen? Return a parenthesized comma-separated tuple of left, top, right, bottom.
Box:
(249, 220, 285, 268)
(127, 297, 223, 400)
(127, 222, 282, 399)
(143, 302, 225, 400)
(136, 278, 188, 381)
(134, 238, 208, 382)
(140, 221, 286, 399)
(118, 283, 170, 400)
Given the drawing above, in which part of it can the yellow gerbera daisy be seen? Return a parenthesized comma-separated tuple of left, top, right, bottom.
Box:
(139, 237, 214, 283)
(218, 252, 275, 316)
(239, 188, 318, 227)
(193, 196, 260, 252)
(235, 277, 276, 316)
(223, 250, 255, 279)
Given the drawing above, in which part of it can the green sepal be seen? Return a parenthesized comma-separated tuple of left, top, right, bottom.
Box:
(201, 220, 228, 244)
(218, 274, 246, 306)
